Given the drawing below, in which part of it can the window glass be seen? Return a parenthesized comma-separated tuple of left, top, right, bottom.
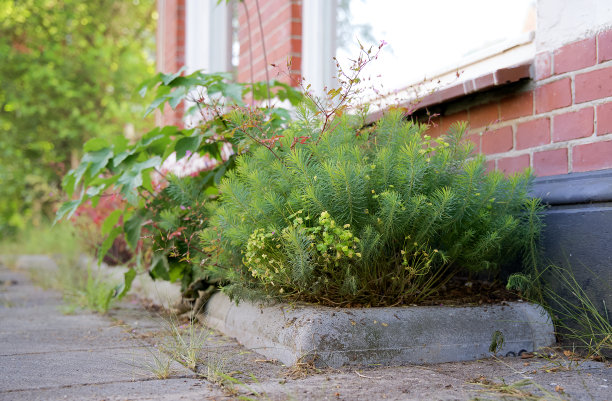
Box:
(336, 0, 535, 92)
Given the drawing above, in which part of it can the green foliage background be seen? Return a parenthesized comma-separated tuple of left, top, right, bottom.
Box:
(0, 0, 156, 235)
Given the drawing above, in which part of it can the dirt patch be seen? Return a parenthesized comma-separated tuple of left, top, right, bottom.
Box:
(415, 276, 520, 306)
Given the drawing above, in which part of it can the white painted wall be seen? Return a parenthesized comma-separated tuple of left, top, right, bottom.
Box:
(537, 0, 612, 51)
(302, 0, 338, 97)
(185, 0, 232, 73)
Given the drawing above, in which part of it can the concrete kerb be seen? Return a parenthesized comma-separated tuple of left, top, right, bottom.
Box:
(204, 292, 556, 368)
(8, 255, 557, 369)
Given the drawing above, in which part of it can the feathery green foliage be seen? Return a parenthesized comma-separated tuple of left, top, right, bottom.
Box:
(202, 111, 541, 306)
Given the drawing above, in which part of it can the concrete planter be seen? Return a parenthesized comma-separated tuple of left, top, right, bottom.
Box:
(204, 292, 555, 367)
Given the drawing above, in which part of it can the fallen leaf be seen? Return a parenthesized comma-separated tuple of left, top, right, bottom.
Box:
(555, 385, 564, 393)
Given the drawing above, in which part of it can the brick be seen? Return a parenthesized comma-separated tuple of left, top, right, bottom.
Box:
(473, 74, 495, 91)
(597, 102, 612, 135)
(495, 63, 531, 84)
(485, 159, 496, 173)
(429, 85, 466, 106)
(497, 154, 530, 175)
(535, 78, 572, 113)
(554, 38, 596, 74)
(534, 52, 552, 80)
(463, 80, 475, 93)
(425, 116, 443, 138)
(291, 2, 302, 18)
(290, 38, 301, 52)
(516, 118, 550, 150)
(465, 133, 481, 153)
(482, 126, 513, 155)
(553, 107, 594, 142)
(500, 91, 534, 121)
(290, 21, 302, 36)
(598, 29, 612, 63)
(575, 66, 612, 103)
(440, 111, 468, 134)
(533, 148, 568, 176)
(469, 103, 500, 130)
(572, 140, 612, 172)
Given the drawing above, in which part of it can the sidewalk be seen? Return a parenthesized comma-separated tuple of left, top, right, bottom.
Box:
(1, 261, 610, 400)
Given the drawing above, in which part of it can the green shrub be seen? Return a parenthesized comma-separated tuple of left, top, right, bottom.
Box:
(202, 111, 542, 306)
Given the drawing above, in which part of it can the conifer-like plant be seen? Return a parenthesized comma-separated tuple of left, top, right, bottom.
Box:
(201, 110, 541, 306)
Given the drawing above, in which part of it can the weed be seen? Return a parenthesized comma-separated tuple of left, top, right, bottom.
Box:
(159, 311, 211, 371)
(469, 376, 567, 401)
(285, 352, 321, 379)
(62, 266, 118, 314)
(511, 263, 612, 358)
(206, 370, 270, 401)
(0, 221, 85, 257)
(544, 265, 611, 358)
(0, 220, 121, 314)
(142, 346, 175, 380)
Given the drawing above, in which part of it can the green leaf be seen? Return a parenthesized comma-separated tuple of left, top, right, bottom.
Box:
(83, 138, 110, 152)
(113, 150, 135, 167)
(168, 264, 185, 282)
(150, 254, 170, 280)
(54, 199, 81, 223)
(117, 170, 143, 193)
(85, 185, 105, 198)
(138, 72, 162, 97)
(220, 82, 244, 104)
(112, 136, 129, 154)
(117, 156, 161, 193)
(98, 226, 122, 265)
(134, 156, 162, 172)
(161, 66, 186, 85)
(144, 96, 168, 117)
(168, 86, 188, 109)
(82, 148, 114, 179)
(114, 268, 136, 300)
(124, 213, 145, 250)
(214, 162, 228, 185)
(102, 210, 122, 235)
(141, 170, 154, 194)
(175, 135, 202, 160)
(70, 162, 90, 192)
(62, 172, 77, 197)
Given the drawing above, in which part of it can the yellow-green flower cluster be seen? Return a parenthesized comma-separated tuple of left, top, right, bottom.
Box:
(242, 228, 284, 282)
(313, 211, 360, 261)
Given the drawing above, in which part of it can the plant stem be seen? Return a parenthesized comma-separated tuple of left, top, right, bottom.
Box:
(253, 0, 271, 103)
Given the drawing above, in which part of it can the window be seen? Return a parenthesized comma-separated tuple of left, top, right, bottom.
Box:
(323, 0, 535, 105)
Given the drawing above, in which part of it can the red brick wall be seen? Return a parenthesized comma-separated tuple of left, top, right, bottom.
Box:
(157, 0, 185, 127)
(428, 28, 612, 177)
(237, 0, 302, 86)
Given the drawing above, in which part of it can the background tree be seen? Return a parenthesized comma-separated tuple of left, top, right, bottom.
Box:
(0, 0, 156, 235)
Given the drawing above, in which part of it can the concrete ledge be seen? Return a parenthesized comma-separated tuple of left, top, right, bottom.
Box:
(204, 293, 555, 367)
(531, 168, 612, 205)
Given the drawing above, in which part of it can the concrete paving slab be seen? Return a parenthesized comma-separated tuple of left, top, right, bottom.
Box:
(0, 377, 228, 401)
(2, 259, 610, 400)
(0, 305, 113, 332)
(0, 347, 193, 392)
(0, 326, 139, 356)
(14, 254, 58, 271)
(205, 292, 556, 367)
